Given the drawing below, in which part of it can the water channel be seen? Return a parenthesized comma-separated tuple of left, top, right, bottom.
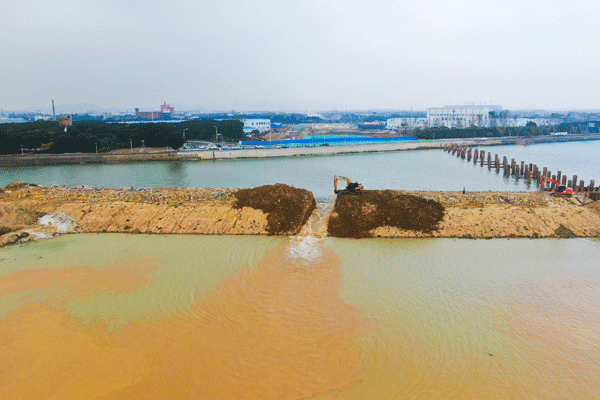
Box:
(1, 141, 600, 399)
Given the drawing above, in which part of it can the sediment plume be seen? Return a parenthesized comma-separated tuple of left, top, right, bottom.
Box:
(0, 240, 365, 400)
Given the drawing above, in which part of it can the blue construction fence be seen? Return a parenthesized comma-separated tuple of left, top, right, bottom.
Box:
(241, 135, 417, 147)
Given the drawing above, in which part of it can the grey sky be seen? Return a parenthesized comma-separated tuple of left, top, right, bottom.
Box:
(2, 0, 599, 112)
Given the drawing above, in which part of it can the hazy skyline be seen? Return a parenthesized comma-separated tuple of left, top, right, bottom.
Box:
(2, 0, 599, 112)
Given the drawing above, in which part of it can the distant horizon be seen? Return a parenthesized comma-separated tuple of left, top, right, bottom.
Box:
(4, 102, 600, 116)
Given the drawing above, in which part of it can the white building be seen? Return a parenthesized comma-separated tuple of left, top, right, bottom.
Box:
(506, 117, 552, 127)
(386, 117, 428, 130)
(427, 105, 503, 128)
(243, 119, 271, 134)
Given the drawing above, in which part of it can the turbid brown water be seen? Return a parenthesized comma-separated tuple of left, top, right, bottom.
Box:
(0, 234, 364, 399)
(1, 233, 600, 399)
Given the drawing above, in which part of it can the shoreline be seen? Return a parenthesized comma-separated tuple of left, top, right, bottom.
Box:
(2, 184, 599, 247)
(1, 134, 599, 166)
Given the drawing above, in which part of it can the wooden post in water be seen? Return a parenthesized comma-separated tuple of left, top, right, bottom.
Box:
(467, 148, 472, 161)
(520, 161, 525, 176)
(495, 154, 500, 171)
(480, 150, 485, 166)
(511, 159, 516, 175)
(557, 171, 562, 184)
(473, 149, 479, 164)
(515, 164, 521, 178)
(487, 152, 492, 169)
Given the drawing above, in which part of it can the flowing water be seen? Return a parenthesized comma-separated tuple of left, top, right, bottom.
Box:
(2, 142, 600, 398)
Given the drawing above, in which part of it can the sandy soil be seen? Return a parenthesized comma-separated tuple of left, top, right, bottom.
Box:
(367, 191, 600, 238)
(0, 185, 275, 247)
(2, 184, 600, 246)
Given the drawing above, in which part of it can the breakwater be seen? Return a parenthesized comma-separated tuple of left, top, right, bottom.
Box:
(444, 142, 600, 201)
(2, 134, 598, 166)
(3, 183, 600, 247)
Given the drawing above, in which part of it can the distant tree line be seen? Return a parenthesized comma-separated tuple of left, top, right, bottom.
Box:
(0, 119, 244, 155)
(414, 125, 562, 140)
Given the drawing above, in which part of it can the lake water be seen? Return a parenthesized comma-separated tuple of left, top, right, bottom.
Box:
(2, 140, 599, 198)
(2, 140, 600, 398)
(1, 234, 599, 399)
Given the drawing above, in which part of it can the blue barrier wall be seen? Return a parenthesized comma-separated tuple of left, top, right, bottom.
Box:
(241, 136, 417, 147)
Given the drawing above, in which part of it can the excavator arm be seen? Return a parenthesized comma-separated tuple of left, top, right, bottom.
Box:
(540, 176, 573, 195)
(334, 175, 364, 194)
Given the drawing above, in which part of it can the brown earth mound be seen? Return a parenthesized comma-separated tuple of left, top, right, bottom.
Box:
(328, 190, 445, 238)
(233, 184, 317, 235)
(4, 182, 38, 190)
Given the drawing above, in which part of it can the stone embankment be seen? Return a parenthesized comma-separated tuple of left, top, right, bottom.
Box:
(327, 190, 600, 238)
(0, 183, 315, 247)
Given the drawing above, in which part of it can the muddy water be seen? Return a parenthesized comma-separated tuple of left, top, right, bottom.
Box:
(1, 235, 600, 399)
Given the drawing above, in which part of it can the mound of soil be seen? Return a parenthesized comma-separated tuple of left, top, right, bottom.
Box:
(233, 184, 316, 235)
(4, 182, 38, 190)
(554, 224, 578, 238)
(328, 190, 445, 238)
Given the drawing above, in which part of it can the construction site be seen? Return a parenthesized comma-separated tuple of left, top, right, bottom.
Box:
(2, 177, 600, 247)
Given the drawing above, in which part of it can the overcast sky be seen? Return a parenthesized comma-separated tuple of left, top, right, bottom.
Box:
(2, 0, 599, 112)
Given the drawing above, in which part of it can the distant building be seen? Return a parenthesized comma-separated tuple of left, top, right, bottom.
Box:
(358, 121, 385, 130)
(135, 102, 175, 120)
(427, 105, 503, 128)
(386, 117, 427, 130)
(506, 117, 551, 127)
(243, 119, 271, 134)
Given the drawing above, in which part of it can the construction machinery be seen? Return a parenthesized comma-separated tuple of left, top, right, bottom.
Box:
(334, 175, 364, 194)
(540, 176, 573, 196)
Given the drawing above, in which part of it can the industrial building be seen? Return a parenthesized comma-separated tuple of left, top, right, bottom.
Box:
(243, 119, 271, 134)
(386, 117, 427, 130)
(427, 105, 503, 128)
(135, 103, 175, 120)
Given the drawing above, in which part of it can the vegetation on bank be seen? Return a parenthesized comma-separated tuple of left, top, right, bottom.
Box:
(414, 124, 563, 140)
(0, 119, 244, 154)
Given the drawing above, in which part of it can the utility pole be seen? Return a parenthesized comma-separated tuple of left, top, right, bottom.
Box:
(213, 126, 220, 144)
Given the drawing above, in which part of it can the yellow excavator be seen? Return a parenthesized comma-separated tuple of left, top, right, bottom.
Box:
(334, 175, 364, 194)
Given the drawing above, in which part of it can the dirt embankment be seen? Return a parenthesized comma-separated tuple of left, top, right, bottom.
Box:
(328, 190, 600, 239)
(328, 190, 445, 238)
(0, 183, 316, 247)
(233, 184, 316, 235)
